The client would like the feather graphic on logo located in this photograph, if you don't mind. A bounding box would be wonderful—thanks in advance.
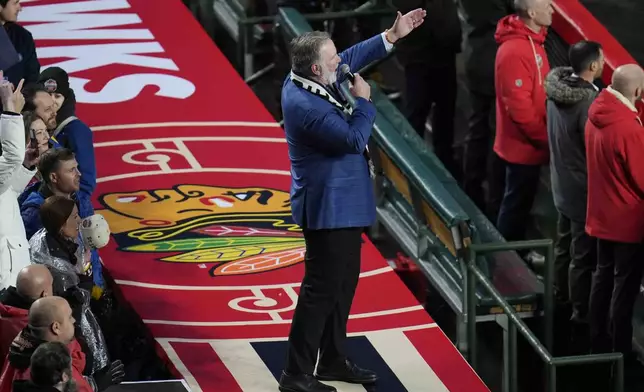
[124,225,305,275]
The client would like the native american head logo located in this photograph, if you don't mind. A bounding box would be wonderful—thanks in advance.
[96,185,304,277]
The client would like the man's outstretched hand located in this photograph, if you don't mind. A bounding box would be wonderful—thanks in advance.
[387,8,427,43]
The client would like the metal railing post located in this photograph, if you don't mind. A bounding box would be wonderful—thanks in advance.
[502,316,510,392]
[543,240,555,354]
[466,247,477,370]
[508,322,518,392]
[547,363,557,392]
[614,356,624,392]
[236,22,246,76]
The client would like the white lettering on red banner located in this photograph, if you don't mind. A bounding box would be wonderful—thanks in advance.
[21,0,196,104]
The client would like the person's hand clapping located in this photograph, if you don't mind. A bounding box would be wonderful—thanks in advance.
[349,73,371,101]
[0,72,25,113]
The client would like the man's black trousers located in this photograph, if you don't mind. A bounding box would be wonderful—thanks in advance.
[462,90,506,222]
[554,213,597,322]
[589,239,644,356]
[496,160,541,242]
[403,60,458,178]
[284,227,364,375]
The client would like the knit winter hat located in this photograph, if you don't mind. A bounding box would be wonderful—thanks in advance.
[38,66,71,98]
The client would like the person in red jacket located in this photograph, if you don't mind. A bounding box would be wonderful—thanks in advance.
[0,296,91,392]
[0,265,53,368]
[12,342,76,392]
[493,0,552,254]
[0,296,125,392]
[586,64,644,367]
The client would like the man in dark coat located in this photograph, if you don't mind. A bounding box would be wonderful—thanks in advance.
[460,0,514,219]
[545,41,602,335]
[0,0,40,88]
[393,0,462,178]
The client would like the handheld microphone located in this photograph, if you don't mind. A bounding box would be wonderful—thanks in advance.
[340,64,355,83]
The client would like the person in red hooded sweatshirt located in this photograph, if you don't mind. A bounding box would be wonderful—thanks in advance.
[586,64,644,372]
[0,296,125,392]
[0,296,92,392]
[0,297,86,391]
[0,265,53,368]
[493,0,553,261]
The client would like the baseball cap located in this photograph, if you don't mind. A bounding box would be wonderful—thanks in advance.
[80,214,111,249]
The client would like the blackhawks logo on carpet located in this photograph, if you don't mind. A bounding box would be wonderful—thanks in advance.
[96,185,304,276]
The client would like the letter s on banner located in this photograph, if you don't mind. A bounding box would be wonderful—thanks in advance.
[71,74,196,104]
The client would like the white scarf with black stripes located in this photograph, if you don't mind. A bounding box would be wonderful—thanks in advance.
[290,72,353,115]
[290,72,375,178]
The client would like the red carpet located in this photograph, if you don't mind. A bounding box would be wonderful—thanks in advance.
[25,0,488,390]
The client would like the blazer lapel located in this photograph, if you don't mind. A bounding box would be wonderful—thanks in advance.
[290,71,374,179]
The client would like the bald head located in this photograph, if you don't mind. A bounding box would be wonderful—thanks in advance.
[16,265,54,300]
[611,64,644,102]
[514,0,537,12]
[514,0,553,27]
[28,297,75,344]
[29,297,66,328]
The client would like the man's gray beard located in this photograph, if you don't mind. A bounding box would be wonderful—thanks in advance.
[322,69,337,85]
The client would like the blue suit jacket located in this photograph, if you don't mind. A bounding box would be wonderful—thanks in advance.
[282,34,387,230]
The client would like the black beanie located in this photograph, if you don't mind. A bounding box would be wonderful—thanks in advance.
[38,66,71,98]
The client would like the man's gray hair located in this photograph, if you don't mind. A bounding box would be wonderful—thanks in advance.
[290,31,331,77]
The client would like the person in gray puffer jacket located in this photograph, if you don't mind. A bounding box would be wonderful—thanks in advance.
[545,40,603,335]
[28,196,111,377]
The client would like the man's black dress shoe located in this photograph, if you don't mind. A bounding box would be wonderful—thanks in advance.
[315,359,378,384]
[278,372,337,392]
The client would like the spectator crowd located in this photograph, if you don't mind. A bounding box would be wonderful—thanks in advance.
[390,0,644,386]
[0,0,134,390]
[433,0,643,387]
[461,1,644,387]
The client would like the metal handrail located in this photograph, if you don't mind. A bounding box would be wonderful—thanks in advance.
[244,62,275,85]
[239,7,395,25]
[236,1,395,77]
[466,241,624,392]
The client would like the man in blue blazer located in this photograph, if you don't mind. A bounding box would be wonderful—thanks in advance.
[280,9,426,392]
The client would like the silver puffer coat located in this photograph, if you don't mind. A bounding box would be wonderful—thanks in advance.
[28,228,110,374]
